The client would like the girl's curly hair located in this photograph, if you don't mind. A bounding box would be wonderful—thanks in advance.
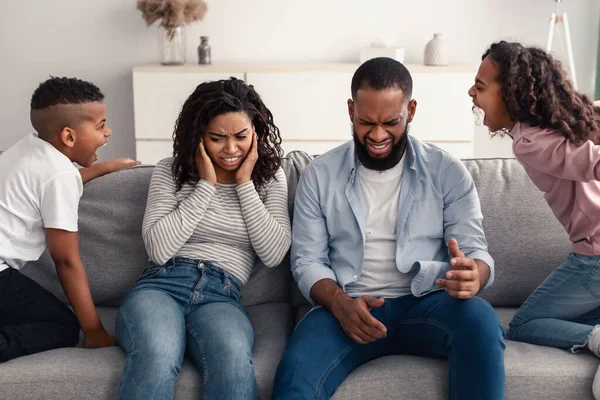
[483,41,600,144]
[171,77,283,191]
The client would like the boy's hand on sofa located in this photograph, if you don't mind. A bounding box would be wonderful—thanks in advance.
[79,158,141,184]
[83,328,116,349]
[105,158,141,173]
[436,238,480,299]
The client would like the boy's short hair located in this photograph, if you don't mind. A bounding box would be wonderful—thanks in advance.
[30,77,105,140]
[30,77,104,110]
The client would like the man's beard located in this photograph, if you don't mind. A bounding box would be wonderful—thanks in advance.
[352,124,409,171]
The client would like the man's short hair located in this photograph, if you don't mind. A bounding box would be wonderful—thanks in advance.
[351,57,413,100]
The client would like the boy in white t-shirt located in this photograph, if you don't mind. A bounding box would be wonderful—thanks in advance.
[0,77,140,362]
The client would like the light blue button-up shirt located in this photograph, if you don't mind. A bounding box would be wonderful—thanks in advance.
[291,137,495,304]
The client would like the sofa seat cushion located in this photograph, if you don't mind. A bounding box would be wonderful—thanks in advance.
[0,303,293,400]
[328,344,597,400]
[294,306,598,399]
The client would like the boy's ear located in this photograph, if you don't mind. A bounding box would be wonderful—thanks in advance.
[59,127,76,148]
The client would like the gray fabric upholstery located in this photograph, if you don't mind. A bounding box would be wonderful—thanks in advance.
[463,158,572,306]
[280,151,313,219]
[21,166,155,307]
[21,164,297,308]
[328,343,597,400]
[2,151,595,399]
[294,306,597,400]
[287,156,574,308]
[280,151,317,309]
[0,303,292,400]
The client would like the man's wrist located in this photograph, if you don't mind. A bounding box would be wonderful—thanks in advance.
[474,259,490,291]
[329,288,351,316]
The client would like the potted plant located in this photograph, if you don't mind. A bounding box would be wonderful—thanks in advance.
[137,0,208,65]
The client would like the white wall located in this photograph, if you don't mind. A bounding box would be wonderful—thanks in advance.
[1,0,598,160]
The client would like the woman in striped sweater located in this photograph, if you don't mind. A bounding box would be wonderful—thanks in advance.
[115,77,291,400]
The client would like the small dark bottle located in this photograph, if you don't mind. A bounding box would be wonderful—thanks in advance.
[198,36,211,65]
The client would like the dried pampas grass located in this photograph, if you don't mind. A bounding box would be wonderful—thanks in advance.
[137,0,208,38]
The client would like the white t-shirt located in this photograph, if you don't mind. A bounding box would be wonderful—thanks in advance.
[345,156,415,298]
[0,133,83,272]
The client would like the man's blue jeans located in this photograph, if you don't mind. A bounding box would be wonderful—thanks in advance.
[115,258,257,400]
[273,291,505,400]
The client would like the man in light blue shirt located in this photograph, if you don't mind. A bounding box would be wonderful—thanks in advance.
[273,58,505,400]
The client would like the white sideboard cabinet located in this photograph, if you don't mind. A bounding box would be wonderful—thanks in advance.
[133,63,477,164]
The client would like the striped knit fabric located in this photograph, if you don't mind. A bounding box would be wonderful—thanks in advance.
[142,157,291,284]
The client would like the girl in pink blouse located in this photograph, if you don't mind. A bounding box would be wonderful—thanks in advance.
[469,40,600,398]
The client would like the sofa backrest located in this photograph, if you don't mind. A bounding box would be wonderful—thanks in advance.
[465,158,571,306]
[21,152,570,309]
[22,166,155,307]
[287,155,572,308]
[21,153,312,308]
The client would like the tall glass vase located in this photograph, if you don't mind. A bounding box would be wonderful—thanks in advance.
[158,24,186,65]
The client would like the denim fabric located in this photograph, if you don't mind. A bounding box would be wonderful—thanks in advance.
[508,252,600,351]
[273,291,505,400]
[115,258,257,400]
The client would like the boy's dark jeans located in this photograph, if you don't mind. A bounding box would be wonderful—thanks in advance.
[0,267,79,362]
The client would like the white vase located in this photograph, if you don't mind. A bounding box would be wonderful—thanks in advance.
[424,33,448,66]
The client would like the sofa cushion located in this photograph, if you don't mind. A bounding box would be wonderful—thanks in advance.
[20,154,314,308]
[329,342,597,400]
[294,305,596,400]
[20,154,573,309]
[463,158,572,306]
[0,302,293,400]
[280,151,313,219]
[288,156,573,308]
[22,166,154,307]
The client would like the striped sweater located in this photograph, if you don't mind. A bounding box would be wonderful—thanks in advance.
[142,158,292,284]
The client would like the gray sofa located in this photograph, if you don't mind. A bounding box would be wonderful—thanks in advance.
[1,151,597,400]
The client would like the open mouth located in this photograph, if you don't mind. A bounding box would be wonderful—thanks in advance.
[93,142,108,161]
[366,141,391,155]
[472,104,487,127]
[220,156,242,166]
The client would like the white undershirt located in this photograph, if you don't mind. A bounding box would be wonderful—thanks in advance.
[345,156,414,298]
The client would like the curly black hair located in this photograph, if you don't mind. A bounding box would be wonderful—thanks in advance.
[171,77,283,191]
[30,76,104,110]
[483,41,600,144]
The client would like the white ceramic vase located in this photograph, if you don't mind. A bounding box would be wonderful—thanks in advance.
[424,33,448,66]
